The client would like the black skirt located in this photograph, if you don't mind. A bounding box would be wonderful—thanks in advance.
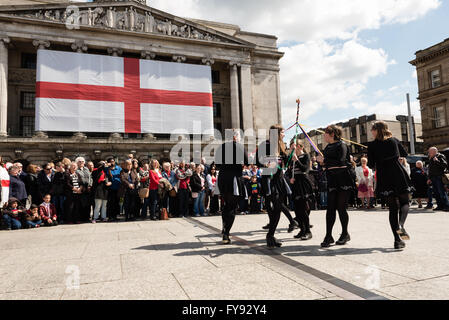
[376,159,412,197]
[326,168,355,193]
[260,170,292,197]
[291,174,314,200]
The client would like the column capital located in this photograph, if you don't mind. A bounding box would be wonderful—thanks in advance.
[201,57,215,66]
[229,61,241,68]
[172,55,187,63]
[32,40,50,50]
[71,40,88,53]
[141,50,156,60]
[107,47,123,57]
[0,36,10,45]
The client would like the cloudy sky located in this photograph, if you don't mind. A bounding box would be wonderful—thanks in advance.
[143,0,449,134]
[81,0,447,133]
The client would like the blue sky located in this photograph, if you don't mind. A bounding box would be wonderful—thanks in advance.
[78,0,447,136]
[303,1,449,130]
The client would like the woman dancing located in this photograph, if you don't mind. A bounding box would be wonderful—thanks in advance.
[317,125,354,248]
[368,121,412,250]
[288,139,314,240]
[257,124,293,248]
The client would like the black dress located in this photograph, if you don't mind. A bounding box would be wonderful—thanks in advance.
[288,153,314,200]
[215,141,248,197]
[410,167,428,198]
[367,138,412,197]
[323,141,355,193]
[256,140,292,197]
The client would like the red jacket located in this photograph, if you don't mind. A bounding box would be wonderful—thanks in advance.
[149,170,162,191]
[39,203,57,221]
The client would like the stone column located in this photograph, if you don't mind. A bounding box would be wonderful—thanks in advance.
[0,36,10,137]
[229,62,241,130]
[32,40,50,139]
[240,63,253,130]
[108,48,123,139]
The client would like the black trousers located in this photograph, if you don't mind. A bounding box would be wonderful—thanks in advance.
[266,193,286,237]
[222,192,240,236]
[387,193,410,242]
[107,189,120,220]
[64,194,80,223]
[210,195,220,214]
[177,189,189,217]
[294,198,311,233]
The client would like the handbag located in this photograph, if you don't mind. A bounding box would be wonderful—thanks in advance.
[160,208,169,221]
[138,187,149,199]
[169,189,177,198]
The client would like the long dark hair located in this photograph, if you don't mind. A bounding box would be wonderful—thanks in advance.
[270,124,286,156]
[372,121,392,141]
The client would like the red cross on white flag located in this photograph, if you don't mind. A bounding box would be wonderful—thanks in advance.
[36,50,214,134]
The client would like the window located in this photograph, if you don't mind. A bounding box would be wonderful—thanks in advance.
[213,102,221,118]
[430,69,441,88]
[360,124,367,136]
[351,126,357,139]
[21,116,35,137]
[434,105,446,128]
[401,122,408,136]
[212,70,220,84]
[21,53,37,69]
[21,92,35,109]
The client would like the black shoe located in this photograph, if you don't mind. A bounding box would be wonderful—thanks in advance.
[262,224,270,230]
[336,234,351,246]
[425,205,433,210]
[397,228,410,241]
[394,240,406,250]
[294,230,305,239]
[301,232,313,241]
[288,220,299,233]
[266,236,282,248]
[321,236,335,248]
[222,234,231,245]
[433,207,444,211]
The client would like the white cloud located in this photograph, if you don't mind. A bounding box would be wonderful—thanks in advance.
[149,0,440,43]
[148,0,438,128]
[279,39,395,123]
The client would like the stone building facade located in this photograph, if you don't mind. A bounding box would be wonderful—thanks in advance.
[410,38,449,151]
[297,114,423,157]
[0,0,283,165]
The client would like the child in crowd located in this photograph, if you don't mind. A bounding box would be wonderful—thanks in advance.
[39,194,58,226]
[248,175,262,214]
[25,204,42,229]
[2,197,25,230]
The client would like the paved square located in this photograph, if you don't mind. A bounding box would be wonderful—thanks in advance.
[1,207,448,300]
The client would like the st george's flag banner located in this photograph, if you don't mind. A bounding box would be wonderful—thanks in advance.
[35,50,214,134]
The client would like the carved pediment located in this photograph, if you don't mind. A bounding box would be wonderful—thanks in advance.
[0,0,250,46]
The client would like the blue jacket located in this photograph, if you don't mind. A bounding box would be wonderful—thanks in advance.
[9,175,28,201]
[106,166,122,191]
[162,170,177,187]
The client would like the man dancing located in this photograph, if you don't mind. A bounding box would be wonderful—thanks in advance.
[215,129,249,245]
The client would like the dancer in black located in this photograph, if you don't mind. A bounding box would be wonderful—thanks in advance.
[257,124,293,248]
[368,121,412,250]
[288,140,314,240]
[215,129,249,245]
[317,125,354,248]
